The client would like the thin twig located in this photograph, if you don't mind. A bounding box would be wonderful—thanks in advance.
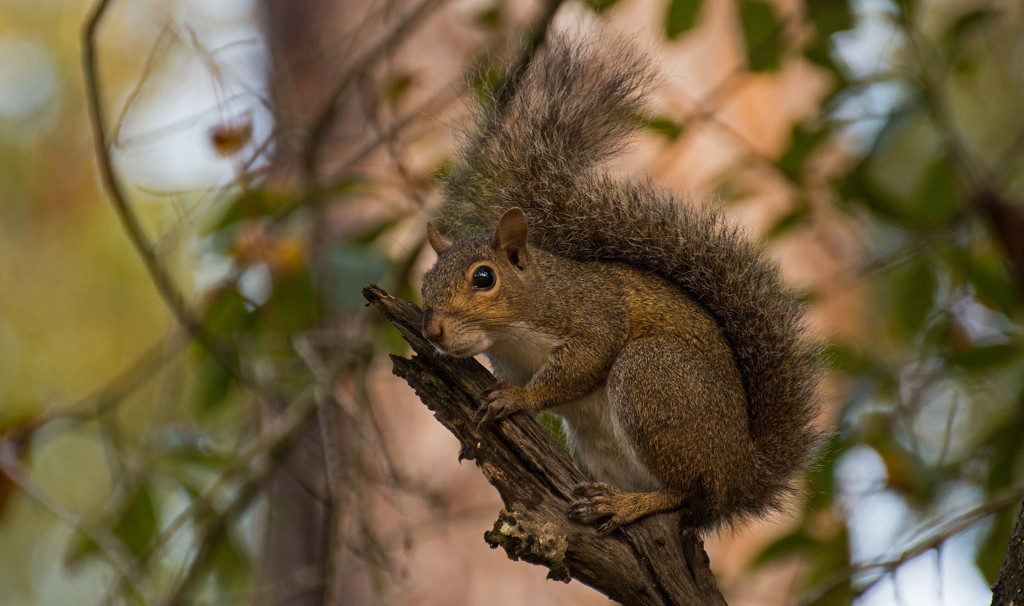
[352,355,395,605]
[82,0,249,385]
[802,485,1024,606]
[301,0,449,183]
[319,82,459,193]
[156,389,320,606]
[0,439,158,603]
[293,335,350,606]
[110,25,174,147]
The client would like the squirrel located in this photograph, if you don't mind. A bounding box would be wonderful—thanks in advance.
[419,34,824,534]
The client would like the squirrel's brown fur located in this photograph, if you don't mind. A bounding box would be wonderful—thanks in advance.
[421,34,825,532]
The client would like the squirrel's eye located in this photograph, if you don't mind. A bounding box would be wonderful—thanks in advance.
[471,266,496,290]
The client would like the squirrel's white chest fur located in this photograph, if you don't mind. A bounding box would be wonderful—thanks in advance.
[484,322,662,493]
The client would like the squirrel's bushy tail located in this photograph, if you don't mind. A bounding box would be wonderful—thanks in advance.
[441,33,825,525]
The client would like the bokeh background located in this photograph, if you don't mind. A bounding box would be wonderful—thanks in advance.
[1,0,1023,604]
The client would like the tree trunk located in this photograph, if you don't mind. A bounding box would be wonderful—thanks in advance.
[258,1,354,603]
[992,497,1024,606]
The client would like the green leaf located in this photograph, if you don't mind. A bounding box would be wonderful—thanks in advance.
[665,0,703,40]
[839,160,907,224]
[977,505,1018,583]
[766,201,811,239]
[645,116,684,141]
[966,255,1021,314]
[352,216,404,247]
[326,246,391,314]
[537,412,568,451]
[313,176,364,201]
[840,111,966,230]
[908,157,962,228]
[383,73,414,108]
[920,312,950,350]
[210,532,249,594]
[196,351,234,415]
[266,269,320,332]
[893,0,915,19]
[889,257,936,335]
[777,124,827,181]
[586,0,622,11]
[981,400,1024,494]
[804,36,842,81]
[113,485,158,557]
[753,529,813,567]
[65,535,99,569]
[806,434,844,509]
[806,0,852,39]
[953,342,1022,370]
[738,0,783,71]
[203,286,256,338]
[805,528,853,605]
[476,6,502,29]
[821,342,864,372]
[204,189,290,236]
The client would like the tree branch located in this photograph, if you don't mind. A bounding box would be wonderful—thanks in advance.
[803,485,1024,606]
[362,284,725,606]
[82,0,252,386]
[992,496,1024,606]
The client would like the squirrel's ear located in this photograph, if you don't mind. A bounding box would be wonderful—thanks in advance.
[492,208,529,271]
[426,222,451,255]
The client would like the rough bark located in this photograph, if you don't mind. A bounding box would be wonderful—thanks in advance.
[363,284,726,606]
[992,497,1024,606]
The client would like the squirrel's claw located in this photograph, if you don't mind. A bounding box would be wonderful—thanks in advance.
[569,482,625,535]
[475,404,507,427]
[476,381,527,428]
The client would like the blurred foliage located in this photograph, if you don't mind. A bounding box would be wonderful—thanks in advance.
[0,0,1023,605]
[739,0,1024,603]
[665,0,703,39]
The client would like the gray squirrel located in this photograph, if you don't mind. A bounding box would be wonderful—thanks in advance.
[419,34,824,533]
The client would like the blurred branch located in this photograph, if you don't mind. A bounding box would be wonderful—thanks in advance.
[324,82,458,194]
[0,439,157,603]
[803,485,1024,606]
[3,329,185,442]
[363,285,725,606]
[295,328,401,603]
[900,16,1024,292]
[352,351,399,603]
[110,25,174,148]
[293,336,349,605]
[82,0,250,384]
[154,389,319,606]
[301,0,449,183]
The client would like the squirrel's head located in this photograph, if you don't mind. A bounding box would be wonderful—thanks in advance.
[420,208,534,357]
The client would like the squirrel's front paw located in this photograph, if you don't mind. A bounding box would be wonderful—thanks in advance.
[477,381,529,427]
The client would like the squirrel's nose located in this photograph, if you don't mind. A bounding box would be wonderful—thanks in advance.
[422,311,444,343]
